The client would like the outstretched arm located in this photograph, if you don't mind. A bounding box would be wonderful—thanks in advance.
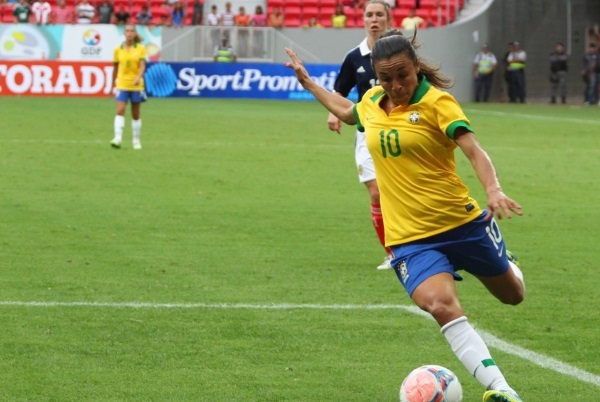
[284,48,356,126]
[455,128,522,221]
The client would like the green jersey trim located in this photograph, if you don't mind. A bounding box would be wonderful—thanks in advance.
[447,121,473,140]
[353,105,364,132]
[409,76,431,104]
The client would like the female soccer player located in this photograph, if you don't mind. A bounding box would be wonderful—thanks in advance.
[285,30,526,402]
[111,24,147,150]
[327,0,393,270]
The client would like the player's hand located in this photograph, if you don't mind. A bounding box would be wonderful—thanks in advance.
[284,48,311,86]
[327,112,342,134]
[485,188,523,220]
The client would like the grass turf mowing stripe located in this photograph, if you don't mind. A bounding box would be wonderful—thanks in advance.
[1,300,599,388]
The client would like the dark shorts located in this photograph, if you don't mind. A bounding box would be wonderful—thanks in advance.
[115,89,147,103]
[390,211,509,296]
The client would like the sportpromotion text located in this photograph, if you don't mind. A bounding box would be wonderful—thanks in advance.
[0,61,354,100]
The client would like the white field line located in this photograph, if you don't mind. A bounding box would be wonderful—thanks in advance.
[463,108,600,126]
[1,300,599,388]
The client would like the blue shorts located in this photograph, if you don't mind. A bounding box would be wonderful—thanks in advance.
[390,211,509,296]
[115,89,147,103]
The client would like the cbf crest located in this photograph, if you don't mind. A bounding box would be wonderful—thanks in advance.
[398,260,409,283]
[408,111,420,124]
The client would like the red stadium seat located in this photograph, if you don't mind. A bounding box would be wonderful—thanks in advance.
[320,16,332,27]
[419,0,439,9]
[397,0,416,9]
[320,5,335,18]
[345,7,362,20]
[345,17,359,28]
[392,7,409,24]
[302,6,319,20]
[285,16,302,27]
[302,0,319,7]
[285,6,301,19]
[267,0,283,9]
[320,0,337,8]
[283,0,301,8]
[415,8,430,18]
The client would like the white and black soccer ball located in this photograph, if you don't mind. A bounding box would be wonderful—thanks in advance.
[399,365,463,402]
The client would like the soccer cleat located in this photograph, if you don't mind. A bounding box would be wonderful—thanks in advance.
[483,389,523,402]
[132,140,142,150]
[506,250,520,268]
[110,139,121,149]
[376,254,392,270]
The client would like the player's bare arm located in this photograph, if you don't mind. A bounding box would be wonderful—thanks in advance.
[327,92,345,134]
[284,48,356,125]
[455,129,522,221]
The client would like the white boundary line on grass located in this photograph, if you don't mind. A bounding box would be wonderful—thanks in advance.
[463,108,600,126]
[1,300,599,388]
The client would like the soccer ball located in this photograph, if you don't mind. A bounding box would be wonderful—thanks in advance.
[399,365,463,402]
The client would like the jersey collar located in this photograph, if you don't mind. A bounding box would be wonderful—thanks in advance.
[409,75,430,105]
[359,38,371,57]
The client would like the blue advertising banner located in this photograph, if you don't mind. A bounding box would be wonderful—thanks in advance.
[144,62,358,101]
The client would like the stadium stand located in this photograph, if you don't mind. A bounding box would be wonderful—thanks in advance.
[262,0,464,28]
[0,0,464,27]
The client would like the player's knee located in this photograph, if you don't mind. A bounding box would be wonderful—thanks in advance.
[419,300,461,324]
[501,288,524,306]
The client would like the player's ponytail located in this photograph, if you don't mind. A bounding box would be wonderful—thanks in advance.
[372,29,453,89]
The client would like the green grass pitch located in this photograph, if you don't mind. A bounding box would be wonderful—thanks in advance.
[0,97,598,401]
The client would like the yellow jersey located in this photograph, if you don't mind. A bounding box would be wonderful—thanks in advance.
[113,43,147,91]
[354,78,482,246]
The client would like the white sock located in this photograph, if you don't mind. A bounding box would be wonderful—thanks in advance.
[114,115,125,142]
[509,260,525,292]
[132,119,141,142]
[441,316,510,390]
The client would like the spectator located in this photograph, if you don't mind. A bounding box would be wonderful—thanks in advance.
[506,41,527,103]
[207,5,222,51]
[331,4,347,28]
[32,0,51,24]
[473,43,497,102]
[13,0,31,23]
[549,42,568,104]
[304,17,321,28]
[136,5,152,26]
[250,5,267,57]
[250,4,266,27]
[214,36,236,62]
[157,0,172,25]
[268,6,284,28]
[400,8,424,31]
[221,1,234,27]
[171,1,185,27]
[51,0,74,24]
[234,6,250,57]
[191,0,203,25]
[96,0,113,24]
[221,1,235,39]
[582,42,599,105]
[75,0,95,24]
[113,5,130,25]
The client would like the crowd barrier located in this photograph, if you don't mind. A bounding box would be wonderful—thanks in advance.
[0,60,356,101]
